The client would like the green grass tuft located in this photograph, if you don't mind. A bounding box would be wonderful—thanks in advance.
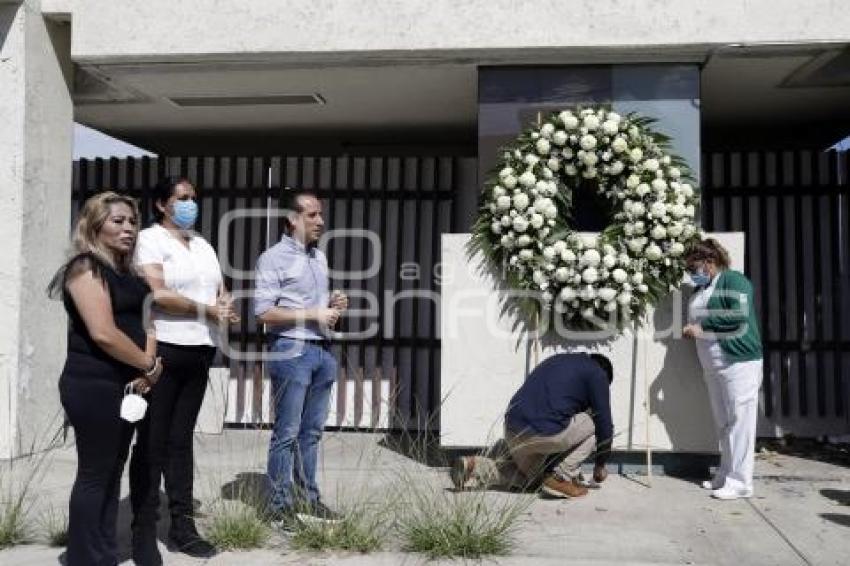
[204,500,270,551]
[37,505,69,547]
[289,505,387,553]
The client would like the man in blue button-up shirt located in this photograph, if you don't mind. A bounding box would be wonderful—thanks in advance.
[254,189,347,524]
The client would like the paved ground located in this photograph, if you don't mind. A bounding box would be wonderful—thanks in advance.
[1,430,848,565]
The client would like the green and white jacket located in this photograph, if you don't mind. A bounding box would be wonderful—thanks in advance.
[699,269,763,362]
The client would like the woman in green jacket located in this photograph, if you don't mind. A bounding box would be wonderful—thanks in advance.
[683,238,763,500]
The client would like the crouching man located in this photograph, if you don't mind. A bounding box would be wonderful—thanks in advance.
[451,353,613,498]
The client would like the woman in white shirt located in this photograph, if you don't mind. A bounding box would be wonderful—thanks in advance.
[131,176,237,563]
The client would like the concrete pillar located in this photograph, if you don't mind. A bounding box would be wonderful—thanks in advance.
[0,1,73,459]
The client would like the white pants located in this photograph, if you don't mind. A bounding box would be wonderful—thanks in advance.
[703,359,763,491]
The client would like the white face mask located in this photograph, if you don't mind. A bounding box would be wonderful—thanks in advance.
[120,383,148,423]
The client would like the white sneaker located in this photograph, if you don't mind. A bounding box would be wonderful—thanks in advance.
[711,486,753,500]
[701,479,723,490]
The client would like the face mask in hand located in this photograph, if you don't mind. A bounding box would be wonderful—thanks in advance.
[690,270,711,287]
[172,200,198,230]
[120,383,148,423]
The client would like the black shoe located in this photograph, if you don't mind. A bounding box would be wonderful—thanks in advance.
[296,500,343,525]
[167,519,217,559]
[132,526,162,566]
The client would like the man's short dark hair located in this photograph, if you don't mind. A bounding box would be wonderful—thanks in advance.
[589,353,613,384]
[279,188,319,232]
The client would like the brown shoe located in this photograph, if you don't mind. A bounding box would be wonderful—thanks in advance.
[540,474,589,498]
[450,456,475,490]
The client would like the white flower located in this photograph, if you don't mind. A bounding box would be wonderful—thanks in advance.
[542,291,553,303]
[581,307,596,319]
[553,130,568,146]
[554,267,569,282]
[631,272,644,284]
[637,283,649,293]
[559,287,577,301]
[602,120,619,135]
[669,242,685,256]
[501,234,514,247]
[552,240,567,253]
[583,115,600,131]
[496,195,512,210]
[500,215,512,227]
[534,180,550,195]
[512,216,529,233]
[562,148,574,159]
[626,175,640,189]
[531,197,548,213]
[612,268,628,283]
[681,183,694,198]
[541,168,553,180]
[634,183,649,197]
[582,267,599,284]
[517,234,532,247]
[633,221,646,233]
[617,291,632,305]
[503,175,518,189]
[682,224,696,238]
[536,139,551,155]
[539,123,555,138]
[581,249,602,267]
[580,134,597,151]
[547,158,561,171]
[643,158,659,172]
[669,203,686,218]
[582,168,598,179]
[650,225,667,240]
[559,111,577,128]
[609,161,625,175]
[650,202,667,217]
[630,202,646,216]
[580,286,597,301]
[645,244,662,261]
[524,154,540,166]
[612,138,628,155]
[491,221,502,234]
[531,132,540,140]
[667,223,684,237]
[652,179,668,192]
[519,249,533,260]
[618,253,631,266]
[512,193,530,211]
[607,112,622,123]
[499,167,514,179]
[561,249,577,262]
[627,238,645,253]
[629,148,643,162]
[492,186,506,198]
[668,167,681,179]
[565,165,578,176]
[509,255,518,265]
[581,235,597,249]
[532,270,546,285]
[598,287,617,302]
[544,205,558,219]
[518,171,536,188]
[582,152,599,166]
[684,204,695,218]
[604,301,618,313]
[530,214,545,229]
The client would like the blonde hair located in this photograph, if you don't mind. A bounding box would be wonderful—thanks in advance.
[71,191,140,271]
[685,237,731,270]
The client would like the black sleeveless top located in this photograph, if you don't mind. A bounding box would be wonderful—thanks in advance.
[54,253,150,383]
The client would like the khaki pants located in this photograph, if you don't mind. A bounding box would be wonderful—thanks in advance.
[471,412,596,490]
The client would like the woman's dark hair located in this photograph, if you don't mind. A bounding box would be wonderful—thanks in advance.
[684,238,731,270]
[152,176,193,222]
[589,353,614,384]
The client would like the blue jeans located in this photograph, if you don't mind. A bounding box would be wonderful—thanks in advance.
[267,338,338,512]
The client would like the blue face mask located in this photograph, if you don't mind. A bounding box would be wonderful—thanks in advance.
[172,200,198,230]
[690,269,711,287]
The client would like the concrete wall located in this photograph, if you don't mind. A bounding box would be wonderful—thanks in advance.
[0,1,73,458]
[66,0,849,61]
[440,232,749,452]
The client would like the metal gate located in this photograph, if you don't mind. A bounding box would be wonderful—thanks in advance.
[71,155,475,432]
[702,149,850,437]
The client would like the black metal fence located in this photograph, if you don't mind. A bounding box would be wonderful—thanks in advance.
[72,155,474,431]
[702,149,850,435]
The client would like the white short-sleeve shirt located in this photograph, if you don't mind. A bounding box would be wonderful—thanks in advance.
[135,224,223,346]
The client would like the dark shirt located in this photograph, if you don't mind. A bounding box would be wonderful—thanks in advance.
[505,353,613,449]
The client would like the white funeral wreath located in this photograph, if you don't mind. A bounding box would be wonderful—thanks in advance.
[470,106,701,332]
